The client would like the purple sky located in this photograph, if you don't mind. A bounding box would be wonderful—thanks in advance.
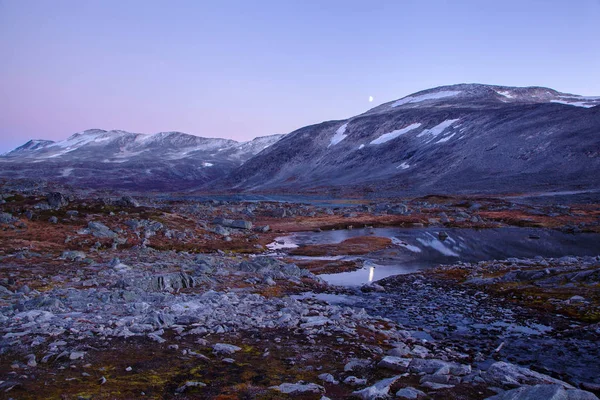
[1,0,599,153]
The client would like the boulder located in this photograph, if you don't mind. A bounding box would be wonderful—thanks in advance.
[378,356,412,372]
[408,358,471,376]
[483,361,574,389]
[485,384,598,400]
[213,218,252,230]
[213,343,242,355]
[46,192,69,208]
[270,382,325,394]
[0,212,17,224]
[396,387,427,399]
[352,375,402,399]
[115,196,139,207]
[88,221,117,238]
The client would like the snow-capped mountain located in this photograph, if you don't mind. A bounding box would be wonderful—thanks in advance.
[0,130,284,190]
[217,84,600,195]
[3,83,599,195]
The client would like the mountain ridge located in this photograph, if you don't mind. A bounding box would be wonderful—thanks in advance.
[2,83,599,195]
[215,83,600,196]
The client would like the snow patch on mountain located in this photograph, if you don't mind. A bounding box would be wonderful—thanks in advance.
[370,123,422,145]
[329,123,349,147]
[495,90,515,99]
[391,91,461,107]
[436,132,457,143]
[550,97,600,108]
[397,162,410,169]
[417,119,460,140]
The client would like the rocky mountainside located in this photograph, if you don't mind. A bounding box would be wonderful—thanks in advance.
[218,84,600,196]
[0,130,284,191]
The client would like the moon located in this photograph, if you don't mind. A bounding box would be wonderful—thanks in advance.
[369,96,374,102]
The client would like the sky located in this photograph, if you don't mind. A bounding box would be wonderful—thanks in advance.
[1,0,599,153]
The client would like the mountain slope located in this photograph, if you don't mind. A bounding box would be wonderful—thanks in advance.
[218,84,600,195]
[0,130,284,191]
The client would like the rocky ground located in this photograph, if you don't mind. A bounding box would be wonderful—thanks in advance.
[1,181,599,399]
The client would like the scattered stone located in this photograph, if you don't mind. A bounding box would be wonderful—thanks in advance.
[421,382,455,390]
[352,375,402,399]
[69,351,85,360]
[0,212,17,224]
[344,358,372,372]
[409,358,471,376]
[212,343,242,355]
[175,381,206,393]
[485,384,599,400]
[270,382,325,394]
[87,221,117,238]
[25,354,37,367]
[396,387,427,399]
[46,192,69,208]
[344,376,368,386]
[483,361,574,389]
[61,251,86,261]
[212,218,253,230]
[318,373,339,384]
[378,356,411,372]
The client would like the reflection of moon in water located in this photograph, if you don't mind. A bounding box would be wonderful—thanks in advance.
[369,96,374,102]
[368,266,374,282]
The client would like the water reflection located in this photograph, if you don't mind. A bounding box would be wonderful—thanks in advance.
[276,227,600,286]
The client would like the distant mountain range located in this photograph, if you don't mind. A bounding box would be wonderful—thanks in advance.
[2,83,599,195]
[0,130,284,190]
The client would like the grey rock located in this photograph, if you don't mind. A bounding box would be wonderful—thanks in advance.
[175,381,206,393]
[344,358,372,372]
[69,351,85,360]
[61,250,86,260]
[344,376,368,386]
[485,384,599,400]
[213,217,253,230]
[378,356,412,372]
[148,272,195,292]
[483,361,574,389]
[270,382,325,394]
[408,358,471,376]
[396,387,427,399]
[318,373,339,384]
[352,375,402,399]
[115,196,139,207]
[88,221,117,238]
[421,382,455,390]
[46,192,68,208]
[0,212,17,224]
[387,343,411,357]
[213,343,241,355]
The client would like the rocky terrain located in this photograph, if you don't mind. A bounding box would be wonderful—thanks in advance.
[1,182,599,399]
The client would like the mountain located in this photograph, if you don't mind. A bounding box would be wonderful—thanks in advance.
[0,130,284,191]
[3,84,599,196]
[217,84,600,196]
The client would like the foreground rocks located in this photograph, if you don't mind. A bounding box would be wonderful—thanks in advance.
[1,185,599,398]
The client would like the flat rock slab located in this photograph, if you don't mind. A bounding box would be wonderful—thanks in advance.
[485,384,599,400]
